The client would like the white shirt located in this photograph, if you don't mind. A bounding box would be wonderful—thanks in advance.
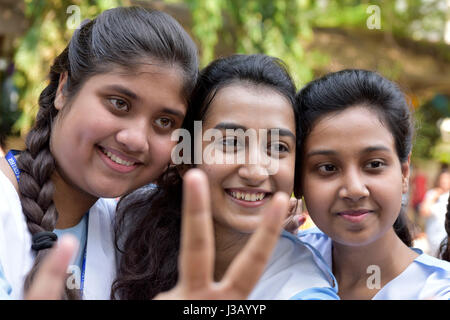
[298,227,450,300]
[423,190,449,256]
[248,230,339,300]
[0,169,117,299]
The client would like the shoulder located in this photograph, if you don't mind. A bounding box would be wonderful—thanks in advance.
[414,253,450,279]
[247,230,338,300]
[0,157,18,192]
[297,227,332,251]
[0,163,33,299]
[412,253,450,299]
[0,165,21,218]
[393,253,450,300]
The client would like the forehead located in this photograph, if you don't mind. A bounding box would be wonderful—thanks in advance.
[305,106,396,153]
[203,84,295,131]
[82,63,186,109]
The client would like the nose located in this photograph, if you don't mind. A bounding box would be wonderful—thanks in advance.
[338,167,369,201]
[237,143,270,186]
[238,164,269,186]
[115,120,150,154]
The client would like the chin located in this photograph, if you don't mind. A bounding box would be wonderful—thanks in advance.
[88,182,130,199]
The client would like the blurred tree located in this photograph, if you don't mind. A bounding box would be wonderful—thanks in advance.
[185,0,449,86]
[12,0,122,136]
[183,0,449,161]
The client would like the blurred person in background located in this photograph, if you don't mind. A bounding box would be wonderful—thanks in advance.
[410,163,428,229]
[420,167,450,257]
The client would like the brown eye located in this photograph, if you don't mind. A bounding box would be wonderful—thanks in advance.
[155,117,174,129]
[318,164,337,174]
[109,98,129,112]
[366,160,385,169]
[268,143,289,155]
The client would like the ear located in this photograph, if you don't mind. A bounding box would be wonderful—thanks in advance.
[54,72,68,111]
[401,153,411,194]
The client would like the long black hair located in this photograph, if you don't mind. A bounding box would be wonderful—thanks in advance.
[296,69,415,246]
[439,192,450,261]
[111,54,299,299]
[17,6,198,299]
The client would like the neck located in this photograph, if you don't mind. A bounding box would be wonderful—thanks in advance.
[52,170,98,229]
[332,229,418,300]
[213,222,250,282]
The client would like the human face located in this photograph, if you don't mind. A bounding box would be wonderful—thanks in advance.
[50,64,186,198]
[301,106,410,246]
[438,172,450,192]
[197,84,296,234]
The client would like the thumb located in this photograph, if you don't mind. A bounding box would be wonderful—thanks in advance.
[25,235,79,300]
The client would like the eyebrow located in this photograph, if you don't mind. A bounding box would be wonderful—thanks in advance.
[214,122,247,131]
[214,122,295,139]
[306,145,392,158]
[103,85,139,101]
[161,108,185,119]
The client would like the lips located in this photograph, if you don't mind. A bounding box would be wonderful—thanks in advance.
[336,209,373,223]
[96,145,141,174]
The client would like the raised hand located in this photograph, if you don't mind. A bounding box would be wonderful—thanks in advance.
[155,169,289,300]
[25,235,78,300]
[283,198,306,234]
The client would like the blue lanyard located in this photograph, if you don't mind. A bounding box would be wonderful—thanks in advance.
[80,244,87,295]
[80,211,89,296]
[5,150,21,183]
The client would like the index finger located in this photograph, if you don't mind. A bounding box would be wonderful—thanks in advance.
[222,192,289,297]
[178,169,214,291]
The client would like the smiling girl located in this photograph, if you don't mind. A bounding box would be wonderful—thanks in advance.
[112,54,338,300]
[0,6,198,299]
[296,69,450,299]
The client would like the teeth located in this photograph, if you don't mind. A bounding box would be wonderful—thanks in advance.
[230,191,266,202]
[102,149,135,166]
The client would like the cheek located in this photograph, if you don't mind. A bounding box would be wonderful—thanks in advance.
[301,175,333,220]
[151,136,179,165]
[275,162,295,194]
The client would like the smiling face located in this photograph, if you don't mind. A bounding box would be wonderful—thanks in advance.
[50,63,186,198]
[301,106,410,246]
[197,83,296,235]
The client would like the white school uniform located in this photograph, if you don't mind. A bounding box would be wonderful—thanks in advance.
[298,227,450,300]
[0,169,117,299]
[248,230,339,300]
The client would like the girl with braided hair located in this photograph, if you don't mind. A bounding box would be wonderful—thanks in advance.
[0,6,198,299]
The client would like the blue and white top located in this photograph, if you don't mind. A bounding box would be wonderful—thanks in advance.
[298,227,450,300]
[248,230,339,300]
[0,155,117,299]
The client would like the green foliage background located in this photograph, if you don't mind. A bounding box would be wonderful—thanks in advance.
[12,0,122,135]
